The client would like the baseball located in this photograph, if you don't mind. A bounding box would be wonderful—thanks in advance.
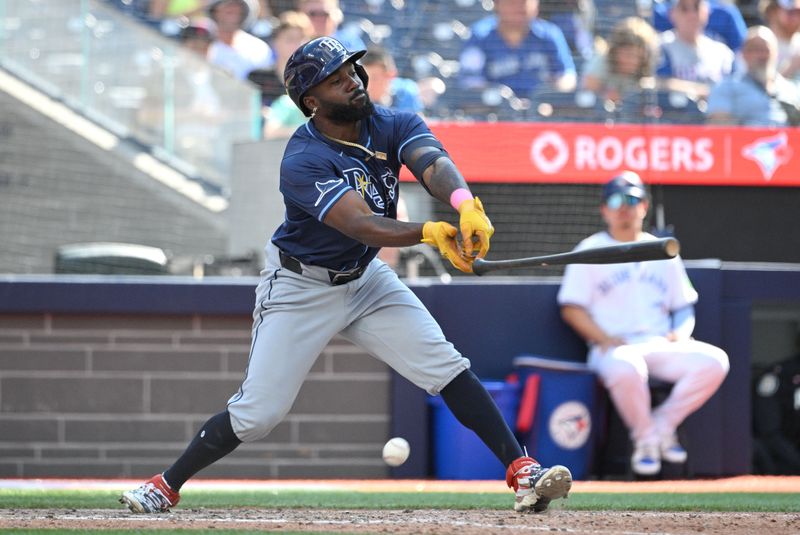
[382,437,410,467]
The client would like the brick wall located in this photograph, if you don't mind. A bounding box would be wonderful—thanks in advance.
[0,312,392,479]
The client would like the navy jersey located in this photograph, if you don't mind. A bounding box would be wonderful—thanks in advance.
[271,105,434,272]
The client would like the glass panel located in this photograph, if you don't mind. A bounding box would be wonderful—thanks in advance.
[0,0,261,192]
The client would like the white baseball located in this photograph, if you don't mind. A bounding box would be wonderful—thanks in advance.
[382,437,410,467]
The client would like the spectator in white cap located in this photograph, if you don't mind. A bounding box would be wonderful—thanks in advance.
[207,0,274,79]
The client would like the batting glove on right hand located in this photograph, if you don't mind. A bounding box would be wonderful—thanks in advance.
[422,221,473,273]
[457,197,494,259]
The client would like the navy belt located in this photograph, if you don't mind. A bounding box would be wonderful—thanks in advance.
[279,251,366,286]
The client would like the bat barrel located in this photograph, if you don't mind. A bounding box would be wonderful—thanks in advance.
[472,237,680,276]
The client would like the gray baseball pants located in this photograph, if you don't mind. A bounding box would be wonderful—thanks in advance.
[226,242,470,442]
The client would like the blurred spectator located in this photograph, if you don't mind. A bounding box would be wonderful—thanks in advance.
[296,0,366,51]
[207,0,274,79]
[582,16,660,103]
[360,47,424,113]
[179,16,219,58]
[149,0,208,19]
[247,67,286,109]
[136,18,228,171]
[707,25,800,125]
[104,0,151,21]
[248,10,314,104]
[653,0,747,51]
[538,0,597,66]
[656,0,735,98]
[759,0,800,80]
[458,0,577,97]
[262,11,316,138]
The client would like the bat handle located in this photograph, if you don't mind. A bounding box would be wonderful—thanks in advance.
[472,258,489,276]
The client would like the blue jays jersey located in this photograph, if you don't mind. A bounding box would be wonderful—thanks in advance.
[271,105,433,272]
[459,18,575,97]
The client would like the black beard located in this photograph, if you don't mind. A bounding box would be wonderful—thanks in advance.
[322,93,375,124]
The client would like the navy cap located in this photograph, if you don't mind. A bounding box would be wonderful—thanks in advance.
[602,171,647,201]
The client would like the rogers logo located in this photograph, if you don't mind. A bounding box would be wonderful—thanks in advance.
[530,131,569,174]
[530,131,715,174]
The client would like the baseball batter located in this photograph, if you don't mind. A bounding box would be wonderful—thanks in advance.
[558,171,730,476]
[120,37,571,514]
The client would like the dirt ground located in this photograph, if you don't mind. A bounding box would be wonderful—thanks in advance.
[1,508,798,534]
[1,476,798,534]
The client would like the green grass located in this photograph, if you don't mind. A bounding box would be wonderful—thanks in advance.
[0,488,798,512]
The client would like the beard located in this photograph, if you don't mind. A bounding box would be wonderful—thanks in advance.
[320,91,375,124]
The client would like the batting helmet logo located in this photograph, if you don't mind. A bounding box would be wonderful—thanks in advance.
[284,37,368,117]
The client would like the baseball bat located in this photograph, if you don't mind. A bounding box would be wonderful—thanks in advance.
[472,237,680,276]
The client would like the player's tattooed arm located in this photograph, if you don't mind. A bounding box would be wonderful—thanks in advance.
[323,190,426,247]
[406,145,469,207]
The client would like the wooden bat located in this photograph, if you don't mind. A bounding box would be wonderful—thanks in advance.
[472,237,680,276]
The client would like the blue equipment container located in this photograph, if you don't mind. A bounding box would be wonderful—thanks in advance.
[429,380,521,480]
[512,355,601,480]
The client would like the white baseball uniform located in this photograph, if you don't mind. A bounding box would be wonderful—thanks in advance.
[557,232,729,445]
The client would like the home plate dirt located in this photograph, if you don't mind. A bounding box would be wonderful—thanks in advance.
[0,509,798,534]
[1,477,798,534]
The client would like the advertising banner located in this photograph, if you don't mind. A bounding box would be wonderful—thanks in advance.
[400,122,800,186]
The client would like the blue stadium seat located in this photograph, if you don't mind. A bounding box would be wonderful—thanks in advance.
[529,89,615,123]
[429,84,527,122]
[616,90,706,125]
[592,0,643,39]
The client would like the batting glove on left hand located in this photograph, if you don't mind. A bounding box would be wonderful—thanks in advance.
[457,197,494,259]
[422,221,473,273]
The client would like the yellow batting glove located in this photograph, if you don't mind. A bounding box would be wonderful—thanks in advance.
[421,221,473,273]
[458,197,494,259]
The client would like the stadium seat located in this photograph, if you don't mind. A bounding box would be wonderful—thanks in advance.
[616,90,707,125]
[529,89,615,123]
[432,84,528,122]
[593,0,644,39]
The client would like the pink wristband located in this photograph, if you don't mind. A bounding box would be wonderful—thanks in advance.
[450,188,474,211]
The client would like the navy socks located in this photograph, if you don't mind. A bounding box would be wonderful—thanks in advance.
[440,369,523,467]
[163,410,242,491]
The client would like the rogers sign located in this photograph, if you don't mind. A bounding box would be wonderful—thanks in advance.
[418,122,800,186]
[531,130,714,174]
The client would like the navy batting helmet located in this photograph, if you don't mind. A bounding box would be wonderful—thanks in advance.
[284,37,368,117]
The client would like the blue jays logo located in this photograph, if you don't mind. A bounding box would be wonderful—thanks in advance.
[742,132,793,181]
[343,167,384,212]
[548,401,591,450]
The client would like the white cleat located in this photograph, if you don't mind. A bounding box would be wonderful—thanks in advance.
[507,457,572,513]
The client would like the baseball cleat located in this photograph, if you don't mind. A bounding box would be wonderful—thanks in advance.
[119,473,180,513]
[506,456,572,513]
[660,433,688,464]
[631,441,661,475]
